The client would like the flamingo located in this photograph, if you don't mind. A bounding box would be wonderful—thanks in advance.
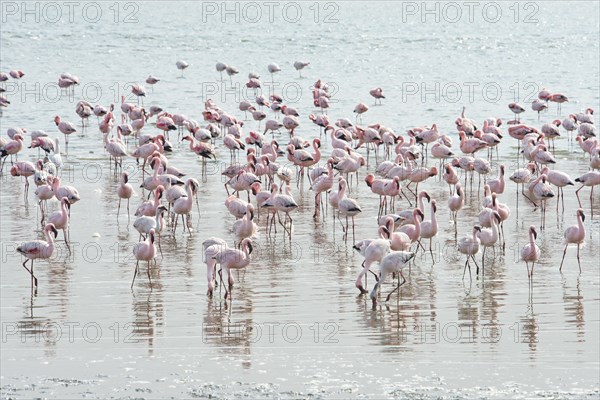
[16,223,58,288]
[266,63,281,83]
[559,209,585,272]
[487,164,505,195]
[521,226,540,279]
[50,176,80,205]
[214,238,253,299]
[334,178,361,241]
[173,179,198,234]
[131,229,157,288]
[508,103,526,122]
[117,172,135,217]
[369,87,385,105]
[574,171,600,209]
[353,102,369,122]
[540,166,574,212]
[135,185,164,217]
[310,159,334,218]
[54,116,76,151]
[547,93,568,114]
[353,237,391,294]
[9,161,35,198]
[398,208,424,250]
[47,197,70,249]
[369,251,416,306]
[176,60,189,77]
[477,211,501,274]
[261,182,298,238]
[0,134,24,171]
[232,204,258,246]
[133,205,167,256]
[420,199,438,256]
[448,182,465,223]
[458,226,481,279]
[529,174,555,229]
[203,238,228,296]
[293,61,309,78]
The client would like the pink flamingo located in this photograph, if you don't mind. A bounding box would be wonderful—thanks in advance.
[54,116,76,151]
[560,209,585,272]
[16,223,58,288]
[232,204,257,246]
[575,171,600,209]
[173,179,198,234]
[47,197,70,249]
[353,102,369,122]
[398,208,424,250]
[448,182,464,223]
[131,229,157,288]
[353,237,391,294]
[508,103,526,122]
[370,251,416,306]
[214,238,253,299]
[521,226,540,279]
[310,159,334,218]
[117,172,135,217]
[10,161,35,198]
[380,217,411,251]
[135,185,164,217]
[458,131,487,156]
[50,176,80,205]
[547,93,568,114]
[369,87,385,105]
[540,166,574,212]
[337,178,362,241]
[458,226,482,279]
[0,134,24,171]
[487,164,505,195]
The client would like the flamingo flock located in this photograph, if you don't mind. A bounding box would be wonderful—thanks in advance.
[2,64,598,310]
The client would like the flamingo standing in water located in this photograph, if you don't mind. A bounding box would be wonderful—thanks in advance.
[559,209,585,273]
[369,251,416,306]
[521,226,540,279]
[54,116,76,151]
[16,223,58,288]
[369,87,385,105]
[214,238,253,299]
[337,178,362,241]
[574,171,600,209]
[131,229,157,288]
[47,197,71,250]
[353,237,391,294]
[176,60,189,77]
[117,172,135,217]
[458,226,481,279]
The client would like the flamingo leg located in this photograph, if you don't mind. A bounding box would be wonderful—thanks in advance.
[559,244,568,271]
[385,271,406,302]
[131,261,139,288]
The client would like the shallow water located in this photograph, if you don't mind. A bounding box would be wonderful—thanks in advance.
[1,1,600,399]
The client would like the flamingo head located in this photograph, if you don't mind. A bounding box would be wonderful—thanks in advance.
[431,199,437,213]
[414,208,425,222]
[529,225,537,240]
[54,116,60,125]
[364,174,374,187]
[578,209,585,222]
[46,223,59,238]
[314,138,321,148]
